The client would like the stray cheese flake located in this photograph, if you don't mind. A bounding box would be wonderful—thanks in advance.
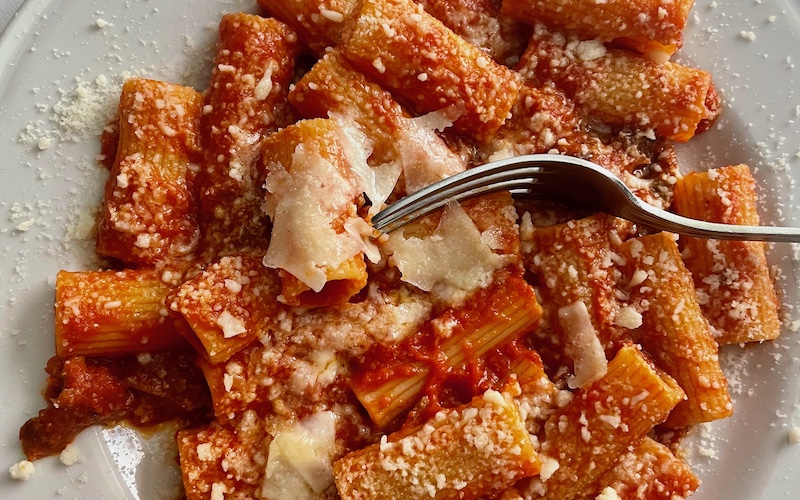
[210,482,227,500]
[59,443,83,465]
[575,39,607,61]
[538,455,560,482]
[196,442,215,462]
[596,486,622,500]
[319,9,345,23]
[254,60,277,100]
[558,301,608,389]
[385,202,504,303]
[9,460,35,481]
[614,306,643,329]
[216,310,246,338]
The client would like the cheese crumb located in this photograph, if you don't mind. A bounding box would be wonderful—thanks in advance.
[372,57,386,74]
[789,427,800,444]
[216,310,246,338]
[210,482,227,500]
[538,455,560,481]
[223,373,234,392]
[59,443,84,465]
[596,486,621,500]
[739,31,756,42]
[224,279,242,293]
[15,219,36,232]
[9,460,35,480]
[614,306,643,329]
[196,442,214,461]
[574,39,607,61]
[254,60,277,100]
[319,9,344,23]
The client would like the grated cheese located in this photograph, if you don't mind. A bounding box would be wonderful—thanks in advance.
[9,460,35,480]
[254,60,277,100]
[595,486,621,500]
[216,310,246,338]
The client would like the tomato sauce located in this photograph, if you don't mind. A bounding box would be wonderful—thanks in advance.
[20,347,212,460]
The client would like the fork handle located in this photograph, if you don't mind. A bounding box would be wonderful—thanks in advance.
[630,202,800,243]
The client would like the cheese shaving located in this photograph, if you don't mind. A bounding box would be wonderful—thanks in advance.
[385,202,504,303]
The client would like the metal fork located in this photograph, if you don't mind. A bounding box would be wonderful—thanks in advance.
[371,154,800,242]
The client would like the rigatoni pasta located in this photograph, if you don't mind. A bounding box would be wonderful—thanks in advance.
[517,24,720,142]
[620,232,732,428]
[524,214,630,360]
[417,0,528,64]
[258,118,370,307]
[673,165,781,345]
[339,0,522,143]
[96,78,203,267]
[169,253,285,364]
[501,0,693,56]
[595,437,700,499]
[518,344,685,499]
[55,269,184,357]
[351,274,542,428]
[288,50,409,165]
[197,13,299,260]
[334,387,541,500]
[255,0,356,55]
[289,50,465,194]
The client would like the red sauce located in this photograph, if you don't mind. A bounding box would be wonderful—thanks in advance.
[20,347,212,461]
[351,274,542,430]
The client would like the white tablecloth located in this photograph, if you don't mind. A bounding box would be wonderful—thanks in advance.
[0,0,26,35]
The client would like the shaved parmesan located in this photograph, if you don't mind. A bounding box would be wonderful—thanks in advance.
[385,203,503,303]
[262,411,337,500]
[333,116,400,214]
[262,140,363,292]
[558,301,608,389]
[344,217,381,264]
[394,111,466,194]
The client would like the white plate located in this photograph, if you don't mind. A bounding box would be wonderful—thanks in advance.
[0,0,798,498]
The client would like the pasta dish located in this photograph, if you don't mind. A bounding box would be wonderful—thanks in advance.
[12,0,785,499]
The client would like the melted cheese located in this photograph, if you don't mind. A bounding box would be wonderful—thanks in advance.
[385,202,503,303]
